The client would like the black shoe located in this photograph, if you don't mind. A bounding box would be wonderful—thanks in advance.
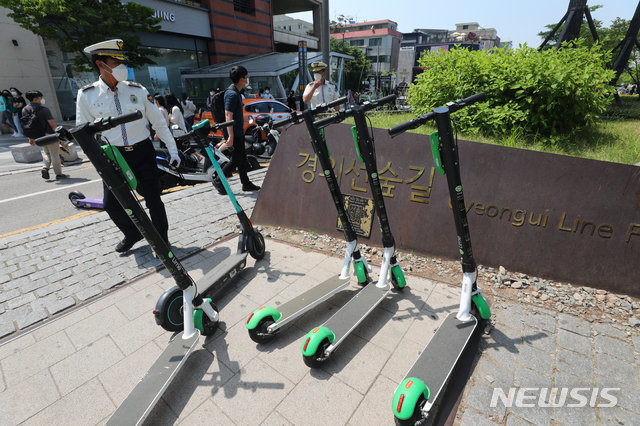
[115,236,143,253]
[41,169,50,180]
[242,183,261,192]
[56,174,69,180]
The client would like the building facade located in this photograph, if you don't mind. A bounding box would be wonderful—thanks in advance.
[330,19,402,77]
[273,14,318,51]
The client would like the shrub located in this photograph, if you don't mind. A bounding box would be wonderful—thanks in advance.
[408,41,616,137]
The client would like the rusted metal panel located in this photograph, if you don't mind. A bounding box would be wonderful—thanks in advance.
[252,122,640,297]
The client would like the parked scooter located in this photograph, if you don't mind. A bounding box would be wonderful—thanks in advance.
[244,114,279,159]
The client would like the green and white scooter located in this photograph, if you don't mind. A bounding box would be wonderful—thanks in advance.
[154,119,265,332]
[300,94,406,368]
[388,93,491,424]
[245,97,375,344]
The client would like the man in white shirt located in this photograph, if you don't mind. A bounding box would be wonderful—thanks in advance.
[302,61,340,110]
[76,39,180,253]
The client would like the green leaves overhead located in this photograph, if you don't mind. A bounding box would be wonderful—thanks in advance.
[0,0,161,71]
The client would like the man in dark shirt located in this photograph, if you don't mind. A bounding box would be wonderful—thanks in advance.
[220,65,260,192]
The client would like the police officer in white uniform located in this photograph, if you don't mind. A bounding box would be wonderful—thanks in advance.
[302,61,340,110]
[76,39,181,253]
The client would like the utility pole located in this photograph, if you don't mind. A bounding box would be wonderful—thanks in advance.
[322,0,330,66]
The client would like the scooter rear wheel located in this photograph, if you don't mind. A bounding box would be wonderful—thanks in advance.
[303,337,330,368]
[248,317,275,343]
[68,191,84,201]
[247,231,266,260]
[394,394,426,426]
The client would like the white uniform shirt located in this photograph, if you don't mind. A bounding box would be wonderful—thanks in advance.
[303,81,340,109]
[75,78,177,152]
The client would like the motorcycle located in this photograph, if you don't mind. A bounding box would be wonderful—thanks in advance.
[243,114,279,159]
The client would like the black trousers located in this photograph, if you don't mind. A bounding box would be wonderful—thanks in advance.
[103,139,169,242]
[222,134,251,185]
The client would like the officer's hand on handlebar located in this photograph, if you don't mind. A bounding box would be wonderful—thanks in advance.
[169,153,181,168]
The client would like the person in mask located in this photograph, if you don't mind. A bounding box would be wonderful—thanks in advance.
[206,88,216,113]
[218,65,260,194]
[76,39,181,253]
[262,86,274,100]
[302,61,340,110]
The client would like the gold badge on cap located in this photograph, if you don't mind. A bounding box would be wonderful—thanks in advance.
[117,40,123,50]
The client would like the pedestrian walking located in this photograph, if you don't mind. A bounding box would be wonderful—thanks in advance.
[22,90,68,180]
[165,93,188,137]
[10,87,26,137]
[220,65,260,193]
[0,89,19,135]
[180,93,196,131]
[75,39,181,253]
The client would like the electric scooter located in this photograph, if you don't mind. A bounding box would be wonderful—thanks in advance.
[36,111,220,425]
[68,190,104,209]
[245,96,375,344]
[154,118,266,332]
[299,94,406,368]
[387,93,491,424]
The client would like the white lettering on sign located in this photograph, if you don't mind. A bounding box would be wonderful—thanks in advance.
[153,10,176,22]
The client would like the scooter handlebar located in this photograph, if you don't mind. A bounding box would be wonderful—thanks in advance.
[360,94,397,112]
[91,110,143,132]
[34,134,60,147]
[388,92,486,137]
[272,96,349,129]
[211,120,234,131]
[315,94,397,128]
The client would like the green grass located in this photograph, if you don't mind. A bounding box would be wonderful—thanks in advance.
[351,97,640,165]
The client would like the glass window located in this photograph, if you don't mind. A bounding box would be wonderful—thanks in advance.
[369,38,382,46]
[350,39,364,46]
[268,101,290,113]
[234,0,254,15]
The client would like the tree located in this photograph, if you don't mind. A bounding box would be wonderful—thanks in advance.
[538,5,604,49]
[0,0,162,71]
[329,37,371,92]
[330,14,355,35]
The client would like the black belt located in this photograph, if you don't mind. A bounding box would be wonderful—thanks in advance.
[118,139,150,152]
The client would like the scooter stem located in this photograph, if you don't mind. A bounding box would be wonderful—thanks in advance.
[457,272,475,321]
[340,240,358,279]
[377,246,395,288]
[182,286,197,339]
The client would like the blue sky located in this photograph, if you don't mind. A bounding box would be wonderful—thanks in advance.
[289,0,637,47]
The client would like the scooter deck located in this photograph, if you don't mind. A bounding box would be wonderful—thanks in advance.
[272,275,351,330]
[106,330,201,426]
[404,312,477,410]
[323,282,390,350]
[197,251,247,299]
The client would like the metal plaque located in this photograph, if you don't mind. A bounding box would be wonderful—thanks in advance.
[336,194,375,238]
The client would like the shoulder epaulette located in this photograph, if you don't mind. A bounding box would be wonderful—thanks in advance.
[79,82,97,92]
[124,81,143,88]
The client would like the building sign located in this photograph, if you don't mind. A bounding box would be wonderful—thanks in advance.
[251,123,640,297]
[153,9,176,22]
[128,0,211,38]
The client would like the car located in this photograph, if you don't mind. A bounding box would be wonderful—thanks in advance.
[195,98,295,138]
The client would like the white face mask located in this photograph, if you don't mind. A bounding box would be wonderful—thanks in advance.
[210,91,214,96]
[314,73,323,81]
[265,90,269,94]
[104,63,128,82]
[40,98,46,105]
[245,77,250,86]
[10,91,17,96]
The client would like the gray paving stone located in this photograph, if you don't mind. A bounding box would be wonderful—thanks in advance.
[19,278,49,293]
[557,329,591,355]
[552,406,597,425]
[558,313,591,337]
[9,265,36,279]
[505,414,531,426]
[592,322,627,340]
[0,274,10,284]
[632,333,640,354]
[35,282,63,297]
[556,348,594,381]
[525,311,556,333]
[598,407,640,425]
[460,407,500,426]
[594,375,639,414]
[508,403,551,426]
[5,292,35,310]
[12,304,48,329]
[41,295,75,315]
[465,381,507,422]
[514,363,552,389]
[516,344,553,376]
[594,334,635,362]
[0,314,16,338]
[595,353,639,387]
[0,289,20,303]
[493,305,525,330]
[523,326,555,354]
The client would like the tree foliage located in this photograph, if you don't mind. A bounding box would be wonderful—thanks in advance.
[330,37,371,92]
[408,42,615,138]
[0,0,161,71]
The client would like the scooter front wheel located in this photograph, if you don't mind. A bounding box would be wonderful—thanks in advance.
[154,286,184,331]
[194,299,219,336]
[391,265,406,290]
[248,317,275,343]
[303,337,330,368]
[68,191,84,201]
[247,231,266,260]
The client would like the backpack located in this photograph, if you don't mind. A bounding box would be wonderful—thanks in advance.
[211,89,227,123]
[20,104,47,139]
